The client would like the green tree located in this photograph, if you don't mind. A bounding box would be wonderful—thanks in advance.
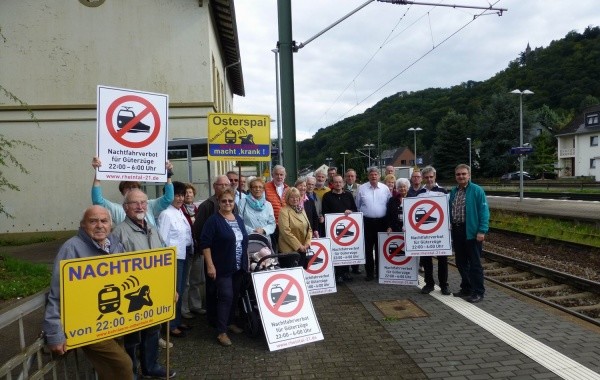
[432,111,472,179]
[525,131,557,178]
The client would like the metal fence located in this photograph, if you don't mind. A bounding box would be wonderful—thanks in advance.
[0,290,95,380]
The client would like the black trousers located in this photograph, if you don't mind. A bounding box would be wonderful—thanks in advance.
[363,217,387,277]
[421,256,448,288]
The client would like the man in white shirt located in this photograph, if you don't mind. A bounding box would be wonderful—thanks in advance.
[355,167,391,281]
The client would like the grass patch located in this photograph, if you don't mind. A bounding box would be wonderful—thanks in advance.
[0,255,51,300]
[490,210,600,247]
[0,231,75,246]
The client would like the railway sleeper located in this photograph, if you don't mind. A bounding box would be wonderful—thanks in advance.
[545,291,596,302]
[487,272,530,281]
[506,278,548,286]
[527,284,570,293]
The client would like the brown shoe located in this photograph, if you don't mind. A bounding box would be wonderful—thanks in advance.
[228,324,244,334]
[217,333,232,346]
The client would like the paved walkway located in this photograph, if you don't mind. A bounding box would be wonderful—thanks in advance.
[3,241,600,379]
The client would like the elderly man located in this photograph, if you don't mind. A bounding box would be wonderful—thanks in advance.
[322,175,358,283]
[344,168,360,197]
[385,165,395,176]
[449,164,489,303]
[91,156,174,226]
[355,167,391,281]
[327,166,337,189]
[112,190,176,379]
[43,206,133,380]
[313,169,331,201]
[226,170,246,203]
[193,175,239,327]
[417,166,450,295]
[265,165,289,252]
[407,170,423,197]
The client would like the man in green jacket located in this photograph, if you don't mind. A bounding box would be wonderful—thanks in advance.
[448,164,489,303]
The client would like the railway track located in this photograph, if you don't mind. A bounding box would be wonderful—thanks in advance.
[481,250,600,327]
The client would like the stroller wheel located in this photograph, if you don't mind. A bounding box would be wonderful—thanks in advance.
[245,309,261,338]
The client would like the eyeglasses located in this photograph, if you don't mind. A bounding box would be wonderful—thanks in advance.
[228,179,239,183]
[126,200,148,207]
[220,199,234,204]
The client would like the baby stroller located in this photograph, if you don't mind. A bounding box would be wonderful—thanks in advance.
[239,233,300,337]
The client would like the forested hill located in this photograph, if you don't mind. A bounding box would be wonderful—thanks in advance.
[297,26,600,180]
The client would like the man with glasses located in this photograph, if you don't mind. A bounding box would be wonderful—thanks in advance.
[112,189,176,379]
[226,171,246,203]
[407,170,423,197]
[192,175,239,327]
[449,164,489,303]
[416,166,450,295]
[90,156,174,226]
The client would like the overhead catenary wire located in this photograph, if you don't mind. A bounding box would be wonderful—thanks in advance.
[308,0,504,133]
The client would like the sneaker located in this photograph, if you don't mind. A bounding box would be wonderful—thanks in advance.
[142,366,176,379]
[217,333,232,346]
[468,294,484,303]
[191,308,207,315]
[452,289,471,298]
[181,311,194,319]
[159,338,173,349]
[227,324,244,334]
[440,287,451,296]
[420,286,434,294]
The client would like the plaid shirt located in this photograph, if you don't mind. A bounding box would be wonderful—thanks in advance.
[451,186,467,224]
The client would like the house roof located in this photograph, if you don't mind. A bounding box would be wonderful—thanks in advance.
[211,0,245,96]
[555,103,600,137]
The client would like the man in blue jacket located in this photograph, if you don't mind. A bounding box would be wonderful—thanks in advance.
[448,164,489,303]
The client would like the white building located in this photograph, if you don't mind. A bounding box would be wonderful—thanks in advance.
[556,104,600,180]
[0,0,244,233]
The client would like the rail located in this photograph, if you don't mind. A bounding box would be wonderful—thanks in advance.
[0,290,95,380]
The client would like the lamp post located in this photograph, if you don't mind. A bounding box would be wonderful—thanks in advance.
[408,127,422,167]
[271,48,283,167]
[325,157,333,168]
[340,152,349,173]
[510,89,534,201]
[364,143,375,167]
[466,138,472,169]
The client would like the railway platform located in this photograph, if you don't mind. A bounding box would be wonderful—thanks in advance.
[162,264,600,379]
[487,196,600,222]
[2,242,600,379]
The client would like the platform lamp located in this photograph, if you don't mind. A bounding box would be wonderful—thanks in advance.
[408,127,422,167]
[364,143,375,167]
[340,152,349,174]
[467,138,472,169]
[510,89,534,201]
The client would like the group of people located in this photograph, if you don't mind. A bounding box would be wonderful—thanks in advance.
[43,158,488,379]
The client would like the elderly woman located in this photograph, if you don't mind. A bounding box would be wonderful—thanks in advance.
[386,178,410,232]
[238,178,276,241]
[157,181,192,338]
[199,189,248,347]
[278,187,312,267]
[384,174,397,196]
[295,178,319,238]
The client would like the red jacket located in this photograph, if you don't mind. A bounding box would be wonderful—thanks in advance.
[264,181,289,223]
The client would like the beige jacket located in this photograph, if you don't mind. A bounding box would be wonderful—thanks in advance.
[277,206,312,253]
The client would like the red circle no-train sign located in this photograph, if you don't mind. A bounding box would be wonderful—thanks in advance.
[329,215,360,247]
[106,95,161,149]
[382,235,410,266]
[262,273,305,318]
[305,241,330,275]
[408,199,445,234]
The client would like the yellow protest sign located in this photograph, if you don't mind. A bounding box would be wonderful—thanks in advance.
[60,247,176,349]
[208,113,271,161]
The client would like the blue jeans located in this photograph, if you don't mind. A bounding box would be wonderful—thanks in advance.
[170,258,189,330]
[451,224,485,296]
[124,324,161,378]
[214,270,244,334]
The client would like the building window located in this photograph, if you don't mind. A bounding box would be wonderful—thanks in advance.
[591,136,599,147]
[591,159,596,169]
[586,112,599,126]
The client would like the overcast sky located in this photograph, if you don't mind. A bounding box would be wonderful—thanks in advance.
[233,0,598,141]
